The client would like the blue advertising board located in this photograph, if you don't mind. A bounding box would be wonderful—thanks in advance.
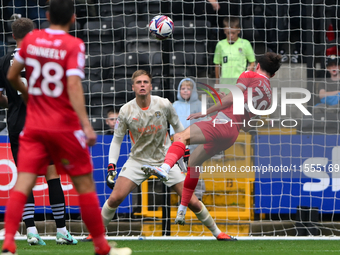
[254,135,340,214]
[90,135,132,214]
[0,135,132,214]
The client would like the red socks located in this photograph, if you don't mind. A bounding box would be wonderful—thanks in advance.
[79,192,110,255]
[3,190,27,253]
[181,167,200,206]
[164,141,186,168]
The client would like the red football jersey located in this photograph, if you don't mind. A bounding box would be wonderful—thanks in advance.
[222,71,272,124]
[15,28,85,131]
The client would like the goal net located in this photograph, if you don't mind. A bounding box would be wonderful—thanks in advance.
[0,0,340,239]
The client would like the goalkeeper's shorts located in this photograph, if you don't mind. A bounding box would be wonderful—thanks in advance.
[119,157,185,187]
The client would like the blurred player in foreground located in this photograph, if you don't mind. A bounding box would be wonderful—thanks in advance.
[0,17,77,246]
[143,52,282,224]
[1,0,131,254]
[84,70,236,242]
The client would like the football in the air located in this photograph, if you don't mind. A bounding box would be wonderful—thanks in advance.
[149,15,174,40]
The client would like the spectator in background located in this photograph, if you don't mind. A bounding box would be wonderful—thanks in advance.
[207,0,241,40]
[316,55,340,108]
[214,16,255,95]
[170,78,205,201]
[105,108,119,135]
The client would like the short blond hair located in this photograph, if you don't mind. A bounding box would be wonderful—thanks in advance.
[223,16,240,29]
[181,80,193,89]
[131,70,152,84]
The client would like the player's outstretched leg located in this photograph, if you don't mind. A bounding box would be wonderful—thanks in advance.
[141,165,169,182]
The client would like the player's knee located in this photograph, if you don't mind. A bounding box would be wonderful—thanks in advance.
[174,132,186,143]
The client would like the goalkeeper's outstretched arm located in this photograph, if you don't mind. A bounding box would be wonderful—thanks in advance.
[108,135,124,164]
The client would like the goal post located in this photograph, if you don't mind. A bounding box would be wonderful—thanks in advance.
[0,0,340,239]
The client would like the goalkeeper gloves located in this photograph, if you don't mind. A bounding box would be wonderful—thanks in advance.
[106,163,117,189]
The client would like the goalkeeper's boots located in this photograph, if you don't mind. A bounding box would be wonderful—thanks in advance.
[216,232,237,241]
[141,165,169,182]
[27,233,46,245]
[56,230,78,245]
[81,234,93,242]
[174,209,186,225]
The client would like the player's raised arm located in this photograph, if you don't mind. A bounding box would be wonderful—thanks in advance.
[187,84,245,120]
[67,75,96,146]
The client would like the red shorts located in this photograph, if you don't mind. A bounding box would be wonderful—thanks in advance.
[17,128,93,177]
[194,113,239,156]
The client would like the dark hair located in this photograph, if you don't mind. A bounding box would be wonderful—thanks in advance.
[107,107,120,116]
[131,70,152,84]
[48,0,74,26]
[11,18,34,40]
[257,52,282,76]
[326,55,339,67]
[223,16,240,29]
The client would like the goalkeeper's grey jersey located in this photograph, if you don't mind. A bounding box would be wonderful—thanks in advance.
[114,96,181,164]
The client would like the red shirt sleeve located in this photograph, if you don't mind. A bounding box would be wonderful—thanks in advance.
[236,71,251,90]
[65,38,85,79]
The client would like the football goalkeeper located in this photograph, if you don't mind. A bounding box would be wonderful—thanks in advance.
[84,70,236,242]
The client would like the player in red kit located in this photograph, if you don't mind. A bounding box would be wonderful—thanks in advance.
[1,1,131,255]
[143,52,282,225]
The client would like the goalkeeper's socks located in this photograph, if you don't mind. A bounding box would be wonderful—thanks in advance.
[164,141,186,169]
[195,201,221,237]
[57,227,67,236]
[27,226,38,235]
[4,191,27,246]
[178,204,187,215]
[181,167,200,206]
[101,200,117,227]
[78,192,110,255]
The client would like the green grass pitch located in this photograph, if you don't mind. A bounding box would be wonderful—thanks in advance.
[2,240,339,255]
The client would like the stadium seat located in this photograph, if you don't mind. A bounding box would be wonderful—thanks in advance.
[170,52,195,77]
[106,52,138,80]
[151,78,165,97]
[84,55,106,81]
[171,20,210,76]
[89,116,105,132]
[83,20,123,54]
[149,52,163,77]
[98,0,138,26]
[137,0,163,22]
[137,52,151,73]
[126,21,161,52]
[173,20,211,40]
